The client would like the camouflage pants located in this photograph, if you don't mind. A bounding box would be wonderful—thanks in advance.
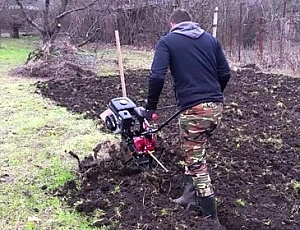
[179,102,223,197]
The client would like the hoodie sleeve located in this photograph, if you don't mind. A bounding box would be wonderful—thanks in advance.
[146,38,170,110]
[216,40,231,92]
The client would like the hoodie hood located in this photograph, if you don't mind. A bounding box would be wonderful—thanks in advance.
[170,21,205,38]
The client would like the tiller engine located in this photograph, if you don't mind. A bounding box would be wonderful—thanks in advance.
[100,97,171,171]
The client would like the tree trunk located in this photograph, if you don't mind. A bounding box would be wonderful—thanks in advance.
[11,25,20,38]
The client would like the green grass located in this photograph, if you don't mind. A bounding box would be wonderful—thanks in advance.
[0,37,38,66]
[89,46,154,75]
[0,37,118,229]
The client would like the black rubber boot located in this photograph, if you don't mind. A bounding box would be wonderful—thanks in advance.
[172,175,197,209]
[198,195,220,222]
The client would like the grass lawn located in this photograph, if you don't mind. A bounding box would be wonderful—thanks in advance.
[0,37,118,230]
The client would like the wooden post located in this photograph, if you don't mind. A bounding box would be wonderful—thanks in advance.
[223,4,228,47]
[115,30,127,97]
[212,7,218,38]
[229,24,233,58]
[238,3,243,62]
[287,16,294,50]
[257,17,264,60]
[279,0,287,59]
[288,16,294,38]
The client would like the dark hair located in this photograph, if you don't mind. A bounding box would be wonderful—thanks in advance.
[169,9,192,24]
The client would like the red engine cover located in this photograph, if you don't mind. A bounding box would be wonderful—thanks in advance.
[133,135,156,154]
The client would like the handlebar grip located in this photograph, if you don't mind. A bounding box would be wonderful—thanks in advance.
[152,113,158,120]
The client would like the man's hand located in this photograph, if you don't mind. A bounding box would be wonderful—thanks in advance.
[142,109,155,121]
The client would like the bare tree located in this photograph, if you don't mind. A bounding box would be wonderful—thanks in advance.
[0,0,298,70]
[15,0,99,44]
[0,0,26,38]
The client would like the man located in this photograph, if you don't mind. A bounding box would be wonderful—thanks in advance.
[143,9,231,222]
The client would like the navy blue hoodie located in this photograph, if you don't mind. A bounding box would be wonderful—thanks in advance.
[146,21,231,111]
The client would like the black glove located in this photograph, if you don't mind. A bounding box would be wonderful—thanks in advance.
[142,109,155,121]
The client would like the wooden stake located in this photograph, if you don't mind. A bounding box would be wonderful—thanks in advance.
[238,3,243,62]
[229,24,233,58]
[212,7,218,38]
[115,30,126,97]
[279,0,287,59]
[257,17,264,60]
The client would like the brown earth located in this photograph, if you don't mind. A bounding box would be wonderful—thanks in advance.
[36,69,300,230]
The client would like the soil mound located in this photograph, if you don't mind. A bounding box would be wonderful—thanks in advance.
[12,41,98,79]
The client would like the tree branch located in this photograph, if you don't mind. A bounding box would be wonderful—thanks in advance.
[76,28,101,47]
[15,0,43,33]
[59,0,69,15]
[55,0,98,20]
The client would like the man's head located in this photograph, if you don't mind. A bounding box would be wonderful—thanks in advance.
[169,9,192,28]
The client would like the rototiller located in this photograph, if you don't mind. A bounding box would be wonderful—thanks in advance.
[100,97,180,172]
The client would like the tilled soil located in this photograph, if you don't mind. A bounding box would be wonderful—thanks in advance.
[36,69,300,230]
